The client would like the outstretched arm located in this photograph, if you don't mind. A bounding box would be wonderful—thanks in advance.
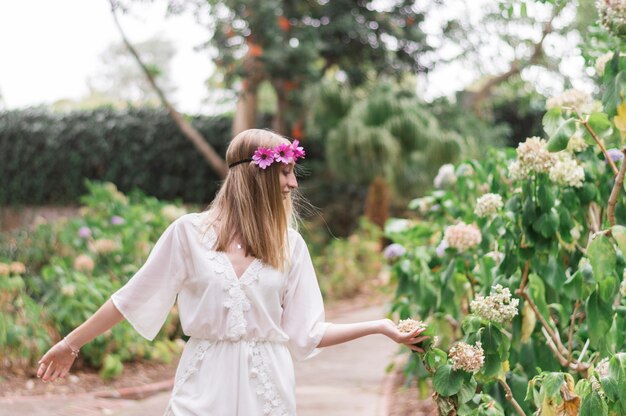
[37,299,125,382]
[318,319,428,352]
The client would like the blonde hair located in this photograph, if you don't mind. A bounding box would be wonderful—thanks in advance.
[205,129,297,270]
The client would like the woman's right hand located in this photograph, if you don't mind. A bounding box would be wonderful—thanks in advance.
[37,339,78,382]
[378,319,429,353]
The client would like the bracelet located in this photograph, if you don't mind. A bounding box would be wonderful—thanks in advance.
[63,337,80,357]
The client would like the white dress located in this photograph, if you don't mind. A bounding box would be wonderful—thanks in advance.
[111,212,330,416]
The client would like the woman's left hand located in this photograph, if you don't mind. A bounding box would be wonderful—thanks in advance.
[378,319,429,353]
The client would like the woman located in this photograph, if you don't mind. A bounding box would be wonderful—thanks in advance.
[37,129,427,415]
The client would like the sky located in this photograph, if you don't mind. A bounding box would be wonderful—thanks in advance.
[0,1,213,114]
[0,1,592,115]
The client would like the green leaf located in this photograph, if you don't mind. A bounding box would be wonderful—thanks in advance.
[546,118,577,152]
[528,274,551,325]
[433,364,464,396]
[537,181,555,212]
[602,70,626,117]
[563,269,583,299]
[587,112,613,139]
[541,372,565,398]
[587,236,617,281]
[532,209,559,239]
[612,225,626,255]
[457,377,477,404]
[462,315,483,334]
[424,348,448,372]
[542,107,564,137]
[586,292,613,355]
[579,391,608,416]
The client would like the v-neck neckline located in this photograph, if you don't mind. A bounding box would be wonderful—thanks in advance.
[222,252,258,282]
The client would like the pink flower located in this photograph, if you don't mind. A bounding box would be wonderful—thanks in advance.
[292,140,306,160]
[252,147,276,169]
[78,226,92,239]
[274,143,294,164]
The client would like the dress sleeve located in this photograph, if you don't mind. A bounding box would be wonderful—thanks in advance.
[111,218,188,341]
[281,232,330,361]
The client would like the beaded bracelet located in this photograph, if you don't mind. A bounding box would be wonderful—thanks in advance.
[63,337,80,357]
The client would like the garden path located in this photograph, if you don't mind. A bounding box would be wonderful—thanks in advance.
[0,301,402,416]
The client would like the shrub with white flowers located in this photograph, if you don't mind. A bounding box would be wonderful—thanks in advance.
[474,193,503,217]
[449,342,485,373]
[470,284,519,324]
[548,154,585,188]
[443,222,482,252]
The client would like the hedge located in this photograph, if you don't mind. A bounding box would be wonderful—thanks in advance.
[0,108,232,205]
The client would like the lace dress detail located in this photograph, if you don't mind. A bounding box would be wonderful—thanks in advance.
[250,341,289,416]
[164,340,213,416]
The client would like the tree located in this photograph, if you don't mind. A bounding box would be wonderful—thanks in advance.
[200,0,433,135]
[419,0,595,117]
[109,1,227,177]
[89,36,177,106]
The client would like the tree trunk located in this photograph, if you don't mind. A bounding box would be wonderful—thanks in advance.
[232,40,267,136]
[232,80,259,136]
[271,80,288,135]
[364,176,390,230]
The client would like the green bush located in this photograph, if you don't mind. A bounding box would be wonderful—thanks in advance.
[310,218,383,300]
[0,181,191,377]
[385,76,626,413]
[0,108,232,205]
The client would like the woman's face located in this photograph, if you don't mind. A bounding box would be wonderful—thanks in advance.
[279,163,298,199]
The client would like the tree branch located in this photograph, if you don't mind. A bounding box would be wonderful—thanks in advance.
[567,300,580,365]
[607,148,626,226]
[516,262,589,373]
[463,5,559,115]
[109,2,228,178]
[498,378,525,416]
[581,116,619,176]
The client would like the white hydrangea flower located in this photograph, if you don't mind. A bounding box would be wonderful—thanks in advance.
[567,134,589,153]
[444,222,482,252]
[397,318,427,333]
[516,137,557,175]
[470,284,520,324]
[507,160,529,181]
[449,342,484,373]
[597,0,626,36]
[434,164,457,189]
[546,89,596,114]
[596,52,615,76]
[549,155,585,188]
[475,193,503,217]
[596,357,610,379]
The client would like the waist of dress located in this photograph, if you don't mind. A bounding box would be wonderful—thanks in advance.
[188,335,288,344]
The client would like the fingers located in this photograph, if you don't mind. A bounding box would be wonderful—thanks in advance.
[41,361,55,382]
[409,326,427,337]
[408,344,424,353]
[412,335,429,344]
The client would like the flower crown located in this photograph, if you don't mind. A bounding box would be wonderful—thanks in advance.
[228,140,306,170]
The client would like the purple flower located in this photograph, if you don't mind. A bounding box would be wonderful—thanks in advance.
[78,226,92,239]
[607,148,624,162]
[384,243,406,260]
[436,240,449,257]
[111,216,125,225]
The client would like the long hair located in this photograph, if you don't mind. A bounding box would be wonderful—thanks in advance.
[205,129,297,270]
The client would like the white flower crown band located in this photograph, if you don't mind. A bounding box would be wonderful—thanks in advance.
[228,140,305,170]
